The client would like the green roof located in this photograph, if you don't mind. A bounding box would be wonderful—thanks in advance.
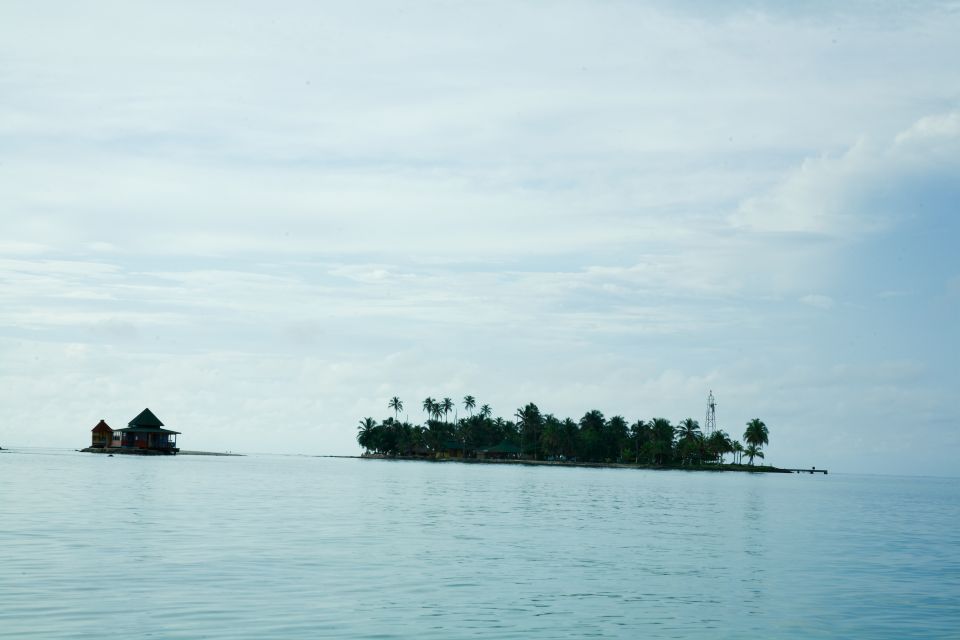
[478,441,520,454]
[120,407,180,434]
[117,426,181,435]
[129,408,164,428]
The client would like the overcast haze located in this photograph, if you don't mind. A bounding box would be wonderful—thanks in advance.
[2,1,958,475]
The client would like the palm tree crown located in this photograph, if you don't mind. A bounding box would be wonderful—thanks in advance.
[422,397,435,420]
[357,417,376,451]
[744,443,765,465]
[743,418,769,448]
[441,397,454,422]
[677,418,702,443]
[463,395,476,416]
[388,396,403,419]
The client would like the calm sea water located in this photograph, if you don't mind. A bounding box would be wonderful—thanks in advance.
[1,449,958,639]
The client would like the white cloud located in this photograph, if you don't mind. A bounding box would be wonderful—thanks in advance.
[894,111,960,148]
[730,110,960,237]
[800,294,834,310]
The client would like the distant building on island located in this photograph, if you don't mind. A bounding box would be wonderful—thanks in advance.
[114,408,180,452]
[90,419,114,448]
[83,408,180,455]
[475,441,521,460]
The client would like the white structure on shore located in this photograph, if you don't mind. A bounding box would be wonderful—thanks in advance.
[704,390,717,439]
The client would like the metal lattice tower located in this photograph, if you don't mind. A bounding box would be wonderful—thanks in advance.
[704,390,717,439]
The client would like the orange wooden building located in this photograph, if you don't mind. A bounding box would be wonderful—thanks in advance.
[90,420,113,448]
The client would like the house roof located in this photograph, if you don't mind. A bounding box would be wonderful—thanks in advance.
[91,419,113,433]
[478,441,521,454]
[117,426,181,435]
[128,408,164,428]
[121,408,180,434]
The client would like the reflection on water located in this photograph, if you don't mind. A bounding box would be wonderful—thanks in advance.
[1,450,958,638]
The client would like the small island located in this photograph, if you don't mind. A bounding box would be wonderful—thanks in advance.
[356,393,822,473]
[81,408,181,455]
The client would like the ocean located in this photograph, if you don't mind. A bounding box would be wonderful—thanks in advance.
[1,449,958,638]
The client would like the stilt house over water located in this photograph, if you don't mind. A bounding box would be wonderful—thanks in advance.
[111,408,180,453]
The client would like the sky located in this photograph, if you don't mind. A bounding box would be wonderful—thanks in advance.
[1,1,958,475]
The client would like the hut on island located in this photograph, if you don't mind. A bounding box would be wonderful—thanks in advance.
[113,408,180,454]
[476,441,521,460]
[90,420,113,448]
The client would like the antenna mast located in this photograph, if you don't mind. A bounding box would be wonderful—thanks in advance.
[704,390,717,439]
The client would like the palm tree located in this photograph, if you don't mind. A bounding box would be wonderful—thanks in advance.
[578,410,605,461]
[743,418,769,465]
[388,396,403,420]
[410,425,426,454]
[744,443,765,465]
[479,404,492,419]
[454,418,471,457]
[707,430,733,464]
[732,441,745,464]
[518,403,544,459]
[650,418,674,465]
[677,418,702,443]
[720,430,734,463]
[743,418,769,449]
[441,397,454,423]
[392,421,412,456]
[604,416,628,462]
[629,419,647,464]
[357,417,376,452]
[561,417,579,460]
[463,395,476,416]
[677,418,702,465]
[422,397,436,423]
[540,414,563,459]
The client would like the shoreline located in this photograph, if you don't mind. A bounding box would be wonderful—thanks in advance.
[324,454,814,474]
[180,450,245,456]
[79,447,244,457]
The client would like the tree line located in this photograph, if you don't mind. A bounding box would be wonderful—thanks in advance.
[357,395,771,467]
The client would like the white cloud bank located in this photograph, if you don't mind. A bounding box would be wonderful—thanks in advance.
[732,110,960,237]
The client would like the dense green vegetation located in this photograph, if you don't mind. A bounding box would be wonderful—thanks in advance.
[357,396,771,467]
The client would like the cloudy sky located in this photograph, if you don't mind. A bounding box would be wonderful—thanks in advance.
[2,1,958,475]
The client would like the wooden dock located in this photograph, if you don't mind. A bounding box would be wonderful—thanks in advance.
[785,467,828,474]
